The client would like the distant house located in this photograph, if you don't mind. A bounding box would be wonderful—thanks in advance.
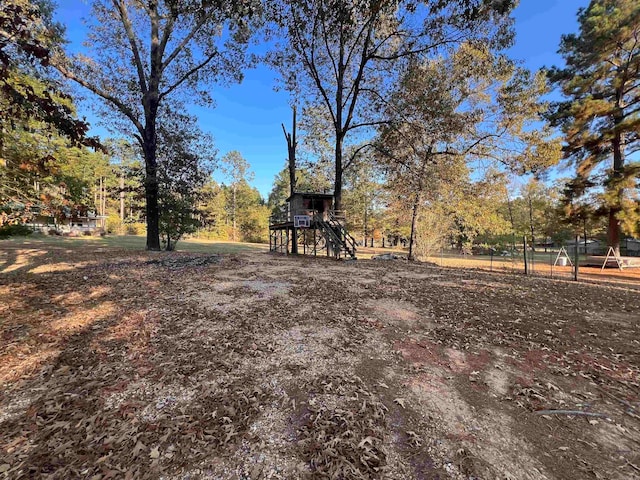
[565,238,603,255]
[623,238,640,256]
[57,212,106,233]
[26,209,106,234]
[534,237,554,252]
[27,214,57,232]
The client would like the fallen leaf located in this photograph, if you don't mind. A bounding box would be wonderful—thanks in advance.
[394,398,406,408]
[132,441,146,458]
[357,436,378,448]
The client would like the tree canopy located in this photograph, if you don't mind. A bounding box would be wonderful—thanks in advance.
[269,0,518,211]
[52,0,259,250]
[548,0,640,251]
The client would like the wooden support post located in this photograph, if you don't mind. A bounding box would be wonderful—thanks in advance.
[285,229,289,254]
[292,226,298,254]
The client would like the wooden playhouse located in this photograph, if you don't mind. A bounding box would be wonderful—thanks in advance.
[269,192,357,259]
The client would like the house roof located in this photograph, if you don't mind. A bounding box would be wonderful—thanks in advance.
[285,191,334,202]
[566,238,601,245]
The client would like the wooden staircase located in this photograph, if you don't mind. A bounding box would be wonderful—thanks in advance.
[314,211,357,260]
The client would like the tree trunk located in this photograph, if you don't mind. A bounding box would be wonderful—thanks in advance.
[334,135,343,212]
[607,212,620,255]
[506,192,516,251]
[143,11,162,251]
[523,236,528,275]
[363,204,368,247]
[286,106,297,196]
[142,136,161,250]
[282,107,298,254]
[408,191,421,261]
[232,184,237,241]
[608,97,625,255]
[102,177,106,218]
[527,195,536,252]
[120,169,125,221]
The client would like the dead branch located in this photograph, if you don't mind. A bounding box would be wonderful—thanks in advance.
[534,410,609,418]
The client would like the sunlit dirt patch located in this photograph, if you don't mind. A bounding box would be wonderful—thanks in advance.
[1,249,47,273]
[445,348,492,374]
[29,262,90,274]
[51,285,111,306]
[191,279,292,313]
[49,301,116,334]
[0,347,59,385]
[365,298,429,330]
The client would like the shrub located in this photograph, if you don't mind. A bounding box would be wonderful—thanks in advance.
[106,214,124,235]
[0,224,33,239]
[125,222,146,236]
[414,210,450,260]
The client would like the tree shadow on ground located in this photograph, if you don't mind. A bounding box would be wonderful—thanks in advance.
[0,249,271,479]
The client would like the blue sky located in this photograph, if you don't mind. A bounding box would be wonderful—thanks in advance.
[54,0,590,198]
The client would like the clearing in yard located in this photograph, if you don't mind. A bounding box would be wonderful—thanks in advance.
[1,237,639,479]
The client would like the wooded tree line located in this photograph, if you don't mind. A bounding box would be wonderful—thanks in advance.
[1,0,638,254]
[267,159,608,255]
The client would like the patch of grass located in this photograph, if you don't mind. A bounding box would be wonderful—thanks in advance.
[0,234,268,255]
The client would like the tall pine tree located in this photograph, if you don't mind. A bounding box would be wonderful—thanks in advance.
[549,0,640,253]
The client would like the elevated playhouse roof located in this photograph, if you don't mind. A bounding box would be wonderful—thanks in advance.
[285,191,334,202]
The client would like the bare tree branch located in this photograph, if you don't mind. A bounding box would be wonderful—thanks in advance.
[113,0,148,94]
[53,60,145,137]
[160,51,218,99]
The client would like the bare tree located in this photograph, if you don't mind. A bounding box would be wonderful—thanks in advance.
[53,0,257,250]
[269,0,516,210]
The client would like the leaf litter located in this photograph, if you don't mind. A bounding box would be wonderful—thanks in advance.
[1,242,639,479]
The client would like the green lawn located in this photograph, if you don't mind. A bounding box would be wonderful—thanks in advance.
[1,234,269,254]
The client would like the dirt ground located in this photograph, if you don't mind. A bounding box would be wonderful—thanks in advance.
[1,240,639,479]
